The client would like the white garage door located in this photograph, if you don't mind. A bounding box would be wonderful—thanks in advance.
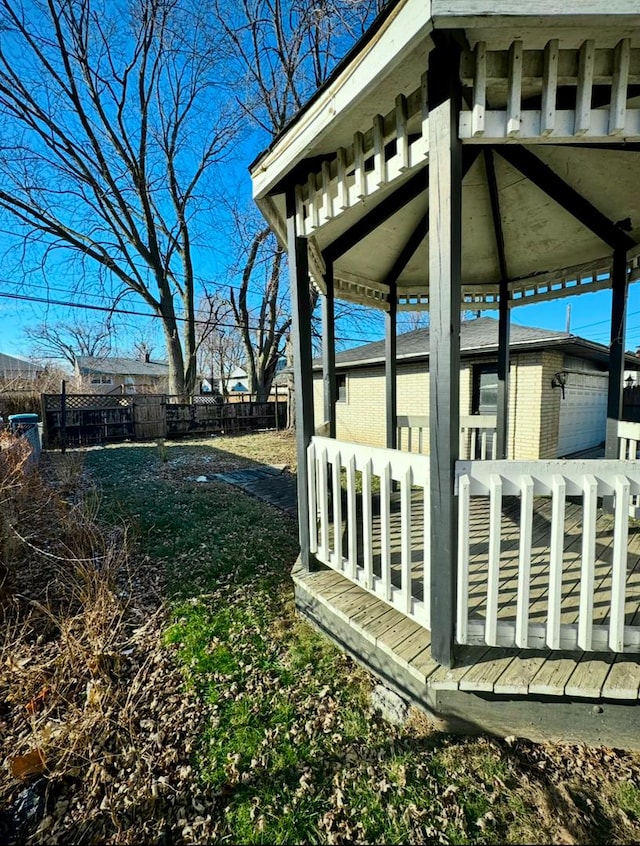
[557,372,608,457]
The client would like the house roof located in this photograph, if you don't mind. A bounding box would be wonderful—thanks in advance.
[316,317,640,371]
[0,352,45,375]
[76,356,169,377]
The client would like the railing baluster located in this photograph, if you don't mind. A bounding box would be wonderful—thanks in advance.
[380,462,392,601]
[308,171,319,229]
[457,474,471,644]
[515,475,534,648]
[485,473,503,646]
[547,474,566,650]
[578,474,598,651]
[401,467,412,614]
[307,441,318,554]
[610,475,630,651]
[346,455,357,578]
[331,451,343,569]
[362,458,373,589]
[318,447,329,560]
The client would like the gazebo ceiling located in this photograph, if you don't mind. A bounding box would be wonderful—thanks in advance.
[318,145,640,297]
[251,0,640,311]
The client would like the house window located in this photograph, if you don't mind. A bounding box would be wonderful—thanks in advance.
[472,364,498,415]
[90,375,113,385]
[336,374,347,403]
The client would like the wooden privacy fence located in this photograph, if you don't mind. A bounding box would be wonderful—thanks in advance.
[41,393,288,449]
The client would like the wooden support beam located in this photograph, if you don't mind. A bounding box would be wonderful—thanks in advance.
[322,260,337,439]
[386,281,397,451]
[428,34,462,670]
[287,191,316,571]
[494,146,636,253]
[484,148,510,460]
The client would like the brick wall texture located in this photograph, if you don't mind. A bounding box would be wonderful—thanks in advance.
[313,350,586,460]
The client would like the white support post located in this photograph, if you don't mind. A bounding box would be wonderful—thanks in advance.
[354,131,365,199]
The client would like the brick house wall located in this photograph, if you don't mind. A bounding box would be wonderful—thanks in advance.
[313,349,583,459]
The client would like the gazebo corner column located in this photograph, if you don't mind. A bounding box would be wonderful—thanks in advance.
[287,191,317,571]
[605,247,629,464]
[428,34,463,669]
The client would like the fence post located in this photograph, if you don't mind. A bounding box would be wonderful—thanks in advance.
[60,379,67,455]
[274,382,279,431]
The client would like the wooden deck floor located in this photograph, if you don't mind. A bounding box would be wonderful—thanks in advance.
[338,491,640,631]
[299,492,640,747]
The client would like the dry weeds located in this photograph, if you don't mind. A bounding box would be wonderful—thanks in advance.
[0,436,219,844]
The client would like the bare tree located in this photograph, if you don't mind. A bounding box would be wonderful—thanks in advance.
[195,293,242,397]
[215,0,383,403]
[0,0,238,397]
[24,318,114,368]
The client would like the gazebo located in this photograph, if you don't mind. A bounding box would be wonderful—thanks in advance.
[250,0,640,745]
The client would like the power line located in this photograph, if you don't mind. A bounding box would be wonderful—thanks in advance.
[0,288,381,345]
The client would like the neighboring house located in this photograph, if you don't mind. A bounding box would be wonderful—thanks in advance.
[75,355,169,394]
[0,352,46,385]
[314,317,640,460]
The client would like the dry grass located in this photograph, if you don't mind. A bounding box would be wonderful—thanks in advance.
[0,436,216,844]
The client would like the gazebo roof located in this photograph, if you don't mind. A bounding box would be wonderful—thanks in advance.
[250,0,640,311]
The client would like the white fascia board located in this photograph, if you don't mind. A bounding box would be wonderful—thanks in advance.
[251,0,433,201]
[431,0,640,28]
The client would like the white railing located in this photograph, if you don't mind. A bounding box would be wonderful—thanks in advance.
[617,420,640,517]
[307,436,430,629]
[397,414,497,459]
[456,459,640,654]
